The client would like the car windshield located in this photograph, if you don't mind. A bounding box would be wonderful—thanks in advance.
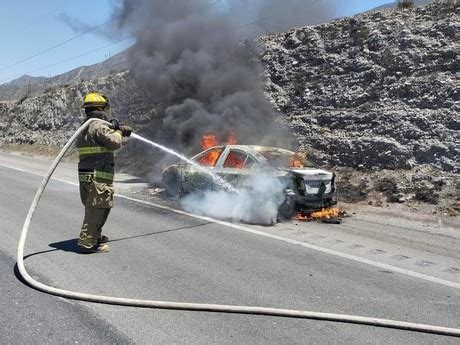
[259,150,315,169]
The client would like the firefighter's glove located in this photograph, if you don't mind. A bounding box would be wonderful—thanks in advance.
[109,118,120,130]
[120,125,132,137]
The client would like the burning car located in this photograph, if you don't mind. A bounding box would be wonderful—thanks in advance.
[162,144,337,218]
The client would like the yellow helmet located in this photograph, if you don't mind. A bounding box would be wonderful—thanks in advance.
[82,92,109,109]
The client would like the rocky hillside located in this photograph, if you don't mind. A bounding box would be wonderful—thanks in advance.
[0,2,458,213]
[261,1,459,173]
[0,50,129,102]
[0,71,156,147]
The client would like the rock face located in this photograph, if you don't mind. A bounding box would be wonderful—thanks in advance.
[0,72,157,147]
[0,3,458,181]
[260,2,459,172]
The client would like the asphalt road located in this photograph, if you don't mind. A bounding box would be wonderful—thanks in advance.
[0,152,459,344]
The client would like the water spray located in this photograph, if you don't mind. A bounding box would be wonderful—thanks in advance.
[16,119,460,338]
[131,133,239,194]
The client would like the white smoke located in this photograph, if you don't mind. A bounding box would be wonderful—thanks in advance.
[181,172,288,225]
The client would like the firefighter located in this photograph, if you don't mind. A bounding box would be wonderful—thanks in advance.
[76,92,131,253]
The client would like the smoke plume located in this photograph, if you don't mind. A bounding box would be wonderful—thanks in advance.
[114,0,335,153]
[113,0,334,223]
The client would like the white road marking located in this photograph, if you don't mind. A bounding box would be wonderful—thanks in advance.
[0,164,79,187]
[1,162,459,290]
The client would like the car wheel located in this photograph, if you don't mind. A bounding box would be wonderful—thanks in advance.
[278,197,296,220]
[163,171,182,198]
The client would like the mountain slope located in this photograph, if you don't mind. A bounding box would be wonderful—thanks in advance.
[261,1,459,172]
[0,2,458,212]
[0,49,129,101]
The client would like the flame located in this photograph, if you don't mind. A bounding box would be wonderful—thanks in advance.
[198,131,238,166]
[226,131,237,145]
[201,134,219,150]
[289,157,303,168]
[289,151,306,168]
[198,133,220,166]
[295,207,340,221]
[201,131,238,150]
[198,151,220,166]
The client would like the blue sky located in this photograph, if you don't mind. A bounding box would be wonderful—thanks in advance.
[0,0,391,84]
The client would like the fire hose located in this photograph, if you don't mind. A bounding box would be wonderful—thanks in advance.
[17,118,460,338]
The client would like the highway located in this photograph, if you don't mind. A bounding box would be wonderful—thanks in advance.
[0,151,459,344]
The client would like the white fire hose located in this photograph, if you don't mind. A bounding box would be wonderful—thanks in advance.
[17,118,460,338]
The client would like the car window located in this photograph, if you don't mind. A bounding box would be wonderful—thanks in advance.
[260,151,315,168]
[223,151,255,169]
[195,148,223,167]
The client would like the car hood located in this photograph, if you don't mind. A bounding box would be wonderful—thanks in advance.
[289,168,333,181]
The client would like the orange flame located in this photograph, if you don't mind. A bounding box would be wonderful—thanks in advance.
[201,131,238,149]
[289,151,306,168]
[295,207,340,221]
[198,133,220,166]
[198,132,238,166]
[201,134,219,150]
[226,131,237,145]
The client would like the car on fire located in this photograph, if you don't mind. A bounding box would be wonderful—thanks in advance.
[162,145,337,218]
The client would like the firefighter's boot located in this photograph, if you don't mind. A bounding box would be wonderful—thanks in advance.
[98,235,109,244]
[79,243,110,254]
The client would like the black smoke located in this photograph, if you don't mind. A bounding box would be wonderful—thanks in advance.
[113,0,335,153]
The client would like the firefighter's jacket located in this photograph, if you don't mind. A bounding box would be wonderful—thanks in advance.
[76,112,123,186]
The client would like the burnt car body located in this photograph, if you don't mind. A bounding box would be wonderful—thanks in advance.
[162,145,337,216]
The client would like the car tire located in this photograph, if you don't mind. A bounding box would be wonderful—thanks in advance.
[163,171,182,198]
[278,197,296,220]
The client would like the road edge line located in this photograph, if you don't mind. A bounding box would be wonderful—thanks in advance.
[2,162,459,290]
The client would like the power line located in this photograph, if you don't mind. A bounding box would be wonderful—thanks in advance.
[27,38,131,75]
[0,0,224,75]
[237,14,277,30]
[0,38,132,84]
[0,0,277,84]
[0,16,117,73]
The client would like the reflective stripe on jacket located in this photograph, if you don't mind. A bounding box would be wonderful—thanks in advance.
[76,112,123,184]
[78,146,114,155]
[78,170,115,183]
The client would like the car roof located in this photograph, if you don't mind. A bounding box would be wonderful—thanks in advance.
[223,145,295,155]
[192,145,295,161]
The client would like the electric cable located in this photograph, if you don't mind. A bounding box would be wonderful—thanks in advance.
[17,118,460,338]
[0,38,132,84]
[0,10,263,84]
[0,17,118,73]
[25,38,130,75]
[0,0,223,78]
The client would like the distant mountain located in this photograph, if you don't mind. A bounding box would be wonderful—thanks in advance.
[0,48,130,101]
[6,74,47,87]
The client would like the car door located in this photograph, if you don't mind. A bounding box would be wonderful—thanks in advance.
[214,149,256,187]
[183,147,225,191]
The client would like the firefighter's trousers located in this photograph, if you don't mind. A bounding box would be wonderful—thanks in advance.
[78,181,114,249]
